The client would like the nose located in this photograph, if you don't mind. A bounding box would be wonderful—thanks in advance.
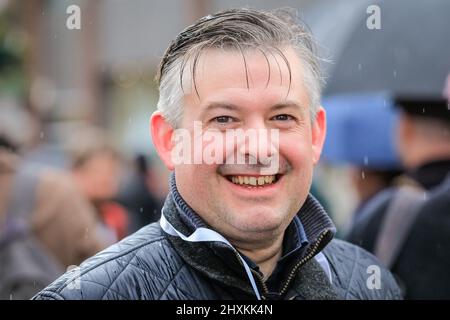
[237,119,280,173]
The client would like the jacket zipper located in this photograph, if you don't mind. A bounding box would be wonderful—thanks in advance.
[232,251,269,298]
[279,230,331,296]
[251,269,269,297]
[233,229,330,299]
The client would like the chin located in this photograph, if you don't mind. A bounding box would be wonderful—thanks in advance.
[229,208,285,233]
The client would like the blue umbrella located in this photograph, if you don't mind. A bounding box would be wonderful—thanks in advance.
[322,92,401,170]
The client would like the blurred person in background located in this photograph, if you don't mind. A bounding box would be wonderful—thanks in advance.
[349,167,403,226]
[0,110,108,299]
[67,128,129,241]
[347,93,450,299]
[320,92,404,236]
[350,169,401,208]
[117,154,163,233]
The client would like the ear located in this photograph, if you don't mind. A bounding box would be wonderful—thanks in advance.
[397,113,414,141]
[396,112,414,155]
[311,106,327,165]
[150,111,175,171]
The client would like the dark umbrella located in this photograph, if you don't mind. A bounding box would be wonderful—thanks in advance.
[323,0,450,96]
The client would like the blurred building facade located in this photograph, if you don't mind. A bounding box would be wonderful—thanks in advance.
[1,0,315,155]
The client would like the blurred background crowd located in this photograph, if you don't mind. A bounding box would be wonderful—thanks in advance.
[0,0,449,299]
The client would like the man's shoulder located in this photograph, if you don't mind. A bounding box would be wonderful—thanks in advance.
[33,223,187,300]
[353,188,397,228]
[345,188,397,251]
[322,238,402,300]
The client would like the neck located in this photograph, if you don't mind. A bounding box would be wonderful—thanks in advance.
[404,149,450,169]
[232,234,284,279]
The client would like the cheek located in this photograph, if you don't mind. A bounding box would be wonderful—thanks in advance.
[94,168,120,197]
[176,164,216,195]
[280,133,313,167]
[84,172,102,198]
[105,174,120,194]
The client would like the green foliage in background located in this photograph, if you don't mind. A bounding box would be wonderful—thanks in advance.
[0,3,26,97]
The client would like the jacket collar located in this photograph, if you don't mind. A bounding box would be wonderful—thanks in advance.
[162,172,337,298]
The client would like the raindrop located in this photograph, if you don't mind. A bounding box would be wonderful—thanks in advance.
[361,171,365,180]
[393,70,397,78]
[358,63,362,71]
[364,156,369,166]
[40,131,44,139]
[422,192,428,201]
[140,207,143,213]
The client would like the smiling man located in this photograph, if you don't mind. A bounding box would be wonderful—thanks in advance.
[34,8,401,300]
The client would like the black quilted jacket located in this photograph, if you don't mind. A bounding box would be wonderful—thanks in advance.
[33,177,402,300]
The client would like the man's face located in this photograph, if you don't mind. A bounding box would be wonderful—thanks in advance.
[74,153,122,203]
[154,47,326,243]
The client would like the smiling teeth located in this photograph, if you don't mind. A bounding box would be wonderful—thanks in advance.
[230,175,276,186]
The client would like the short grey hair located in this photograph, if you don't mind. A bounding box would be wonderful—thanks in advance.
[156,8,324,127]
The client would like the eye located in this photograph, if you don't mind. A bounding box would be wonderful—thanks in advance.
[212,116,236,124]
[271,114,294,121]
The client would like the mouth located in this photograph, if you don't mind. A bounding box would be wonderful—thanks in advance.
[223,174,282,188]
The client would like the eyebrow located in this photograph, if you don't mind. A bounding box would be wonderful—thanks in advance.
[199,103,239,119]
[202,102,239,113]
[200,100,305,118]
[270,100,305,112]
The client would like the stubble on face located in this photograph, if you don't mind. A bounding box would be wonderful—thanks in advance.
[174,47,315,245]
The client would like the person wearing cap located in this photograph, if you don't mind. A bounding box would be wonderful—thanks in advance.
[33,8,401,300]
[347,95,450,299]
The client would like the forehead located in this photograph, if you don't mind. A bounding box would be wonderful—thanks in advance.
[183,47,309,111]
